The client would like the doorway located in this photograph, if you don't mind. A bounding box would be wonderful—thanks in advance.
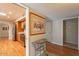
[63,18,78,50]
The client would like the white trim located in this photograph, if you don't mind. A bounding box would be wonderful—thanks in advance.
[78,16,79,50]
[16,3,26,9]
[16,3,30,10]
[62,16,78,20]
[15,3,29,22]
[15,3,30,56]
[15,16,25,22]
[51,42,63,46]
[14,3,26,22]
[26,7,30,56]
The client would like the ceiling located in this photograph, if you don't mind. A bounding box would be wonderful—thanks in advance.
[23,3,79,20]
[0,3,25,22]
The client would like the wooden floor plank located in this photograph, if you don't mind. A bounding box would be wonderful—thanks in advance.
[0,39,26,56]
[46,41,79,56]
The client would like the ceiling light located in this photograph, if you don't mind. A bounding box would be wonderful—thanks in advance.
[9,12,12,14]
[0,12,6,16]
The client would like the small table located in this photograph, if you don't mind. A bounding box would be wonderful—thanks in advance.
[32,39,47,56]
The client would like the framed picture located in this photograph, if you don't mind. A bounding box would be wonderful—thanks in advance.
[30,12,46,35]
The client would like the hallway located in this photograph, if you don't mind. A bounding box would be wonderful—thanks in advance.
[0,39,25,56]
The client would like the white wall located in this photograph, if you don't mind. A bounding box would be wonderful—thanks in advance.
[52,20,63,46]
[0,24,9,38]
[46,21,52,42]
[50,17,79,50]
[9,22,15,40]
[0,21,14,40]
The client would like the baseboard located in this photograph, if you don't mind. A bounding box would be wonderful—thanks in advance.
[51,42,63,46]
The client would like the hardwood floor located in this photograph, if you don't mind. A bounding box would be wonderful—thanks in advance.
[64,42,78,50]
[0,39,26,56]
[46,41,79,56]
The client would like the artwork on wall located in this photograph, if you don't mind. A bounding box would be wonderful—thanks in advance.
[30,12,46,35]
[2,26,9,30]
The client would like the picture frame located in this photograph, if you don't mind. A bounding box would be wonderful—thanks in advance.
[30,12,46,35]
